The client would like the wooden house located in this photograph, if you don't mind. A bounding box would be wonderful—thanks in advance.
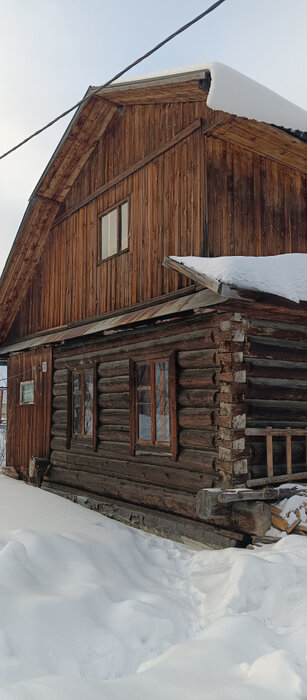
[0,63,307,548]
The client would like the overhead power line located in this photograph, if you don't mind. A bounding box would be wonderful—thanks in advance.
[0,0,227,161]
[0,366,41,389]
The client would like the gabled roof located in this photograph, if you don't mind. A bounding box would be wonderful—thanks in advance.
[0,63,306,344]
[106,61,307,135]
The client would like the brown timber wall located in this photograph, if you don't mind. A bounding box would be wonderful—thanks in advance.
[7,347,52,476]
[206,138,307,257]
[8,124,205,339]
[7,100,307,342]
[45,314,222,519]
[244,311,307,481]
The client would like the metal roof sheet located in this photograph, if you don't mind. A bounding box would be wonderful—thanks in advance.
[0,289,222,357]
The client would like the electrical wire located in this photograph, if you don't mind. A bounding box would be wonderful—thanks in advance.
[0,366,41,389]
[0,0,227,161]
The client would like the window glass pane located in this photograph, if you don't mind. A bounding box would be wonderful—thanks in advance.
[20,381,34,405]
[100,209,118,259]
[73,373,81,391]
[155,362,170,443]
[138,389,152,441]
[120,201,129,250]
[137,364,151,387]
[73,394,82,435]
[84,393,93,436]
[85,371,93,393]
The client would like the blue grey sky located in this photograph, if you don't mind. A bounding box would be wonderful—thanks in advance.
[0,0,307,275]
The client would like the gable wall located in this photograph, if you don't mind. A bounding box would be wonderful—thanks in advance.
[7,98,307,342]
[206,138,307,257]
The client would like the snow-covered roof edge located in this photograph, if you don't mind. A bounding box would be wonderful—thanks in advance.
[168,254,307,304]
[101,61,307,134]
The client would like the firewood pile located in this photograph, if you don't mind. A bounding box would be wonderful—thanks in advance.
[269,488,307,536]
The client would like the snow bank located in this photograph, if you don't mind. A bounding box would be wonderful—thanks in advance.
[114,62,307,132]
[1,476,307,699]
[171,253,307,303]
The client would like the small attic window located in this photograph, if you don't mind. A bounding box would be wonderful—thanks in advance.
[20,380,34,405]
[99,200,129,262]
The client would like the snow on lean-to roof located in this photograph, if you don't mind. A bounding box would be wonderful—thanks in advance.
[171,254,307,303]
[112,61,307,133]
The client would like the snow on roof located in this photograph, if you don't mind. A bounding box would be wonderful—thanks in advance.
[113,62,307,133]
[206,62,307,133]
[171,254,307,303]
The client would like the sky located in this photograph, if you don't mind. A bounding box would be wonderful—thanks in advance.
[0,0,307,278]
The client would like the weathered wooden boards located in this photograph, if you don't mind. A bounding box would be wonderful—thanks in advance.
[196,485,307,538]
[41,484,245,549]
[196,487,271,536]
[7,348,52,477]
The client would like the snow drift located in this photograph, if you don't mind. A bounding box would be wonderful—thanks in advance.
[0,476,307,699]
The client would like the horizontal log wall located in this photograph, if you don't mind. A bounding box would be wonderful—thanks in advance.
[245,313,307,481]
[45,314,222,519]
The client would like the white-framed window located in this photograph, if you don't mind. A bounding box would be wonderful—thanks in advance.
[99,200,129,261]
[20,380,34,405]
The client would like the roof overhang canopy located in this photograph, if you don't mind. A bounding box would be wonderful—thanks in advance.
[0,288,225,357]
[163,254,307,305]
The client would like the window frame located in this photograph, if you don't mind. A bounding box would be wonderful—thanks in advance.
[130,353,178,461]
[20,380,35,406]
[69,367,97,449]
[98,198,130,263]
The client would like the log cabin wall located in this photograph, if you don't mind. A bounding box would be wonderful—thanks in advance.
[44,313,224,520]
[7,347,52,476]
[243,306,307,481]
[6,93,307,343]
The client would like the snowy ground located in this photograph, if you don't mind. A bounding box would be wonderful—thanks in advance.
[0,476,307,699]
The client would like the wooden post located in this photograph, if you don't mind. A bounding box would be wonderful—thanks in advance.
[266,428,273,478]
[286,429,292,475]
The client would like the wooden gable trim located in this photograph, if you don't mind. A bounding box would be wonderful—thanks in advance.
[212,117,307,174]
[0,99,120,344]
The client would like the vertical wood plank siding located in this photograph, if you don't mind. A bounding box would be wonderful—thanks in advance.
[7,98,307,341]
[7,348,52,476]
[44,315,221,519]
[206,141,306,257]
